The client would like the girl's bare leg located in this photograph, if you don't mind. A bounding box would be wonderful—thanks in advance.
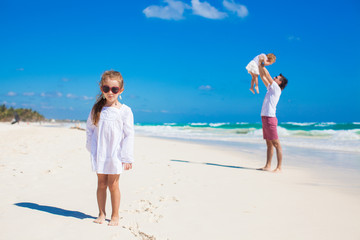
[254,75,259,94]
[249,73,258,94]
[107,174,121,226]
[94,174,107,224]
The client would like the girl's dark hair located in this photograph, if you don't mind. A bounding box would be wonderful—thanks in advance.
[279,73,288,90]
[91,70,123,126]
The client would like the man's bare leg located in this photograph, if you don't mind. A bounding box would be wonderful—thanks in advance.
[272,139,283,172]
[259,140,273,171]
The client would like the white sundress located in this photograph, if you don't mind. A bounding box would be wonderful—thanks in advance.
[86,105,134,174]
[246,53,267,75]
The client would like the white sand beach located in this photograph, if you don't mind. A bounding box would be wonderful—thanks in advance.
[0,123,359,240]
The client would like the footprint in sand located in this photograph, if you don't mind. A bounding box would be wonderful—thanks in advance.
[135,200,163,223]
[149,214,163,223]
[159,196,179,202]
[139,200,157,213]
[123,222,156,240]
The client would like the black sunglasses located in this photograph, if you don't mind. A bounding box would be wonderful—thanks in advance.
[102,85,120,94]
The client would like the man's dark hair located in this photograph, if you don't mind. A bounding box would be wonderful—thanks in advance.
[279,73,288,90]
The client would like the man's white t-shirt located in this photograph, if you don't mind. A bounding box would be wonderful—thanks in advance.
[261,81,281,117]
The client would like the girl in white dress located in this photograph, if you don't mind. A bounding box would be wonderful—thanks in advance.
[246,53,276,94]
[86,70,134,226]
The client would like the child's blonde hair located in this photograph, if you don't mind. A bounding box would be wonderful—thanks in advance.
[266,53,276,64]
[91,70,124,126]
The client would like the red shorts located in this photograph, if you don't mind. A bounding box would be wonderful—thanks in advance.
[261,116,278,140]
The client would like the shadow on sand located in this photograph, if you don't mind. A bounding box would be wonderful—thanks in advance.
[170,159,259,171]
[14,202,96,220]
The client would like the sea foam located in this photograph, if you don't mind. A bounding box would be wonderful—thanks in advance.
[135,122,360,153]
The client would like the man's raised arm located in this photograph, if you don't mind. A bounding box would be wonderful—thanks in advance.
[258,58,274,88]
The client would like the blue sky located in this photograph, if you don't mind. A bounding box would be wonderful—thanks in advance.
[1,0,359,123]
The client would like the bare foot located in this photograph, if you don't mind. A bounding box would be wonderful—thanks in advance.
[249,88,255,94]
[257,167,271,171]
[108,216,119,226]
[273,168,282,173]
[255,86,259,94]
[94,214,106,224]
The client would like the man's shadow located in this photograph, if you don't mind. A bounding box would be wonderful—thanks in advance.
[170,159,258,171]
[14,202,96,220]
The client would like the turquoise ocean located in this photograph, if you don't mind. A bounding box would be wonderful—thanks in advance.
[134,122,360,153]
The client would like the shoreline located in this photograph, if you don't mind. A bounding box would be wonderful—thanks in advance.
[5,120,360,153]
[138,132,360,169]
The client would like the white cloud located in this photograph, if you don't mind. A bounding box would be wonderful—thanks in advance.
[191,0,227,19]
[199,85,213,90]
[41,92,63,98]
[66,93,77,99]
[1,101,16,106]
[23,92,35,96]
[143,0,189,20]
[139,109,153,113]
[16,68,24,71]
[288,35,301,41]
[143,0,249,20]
[83,96,94,100]
[7,91,16,96]
[62,78,70,82]
[222,0,248,18]
[128,95,139,99]
[41,105,54,109]
[21,103,35,108]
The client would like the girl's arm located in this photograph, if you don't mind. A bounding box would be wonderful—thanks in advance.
[121,108,135,168]
[264,61,273,66]
[86,113,96,152]
[259,55,272,66]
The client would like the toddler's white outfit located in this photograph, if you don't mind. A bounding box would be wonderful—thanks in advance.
[246,53,267,75]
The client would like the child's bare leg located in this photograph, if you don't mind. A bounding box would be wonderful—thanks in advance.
[249,73,256,94]
[254,75,259,94]
[94,174,107,224]
[107,174,121,226]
